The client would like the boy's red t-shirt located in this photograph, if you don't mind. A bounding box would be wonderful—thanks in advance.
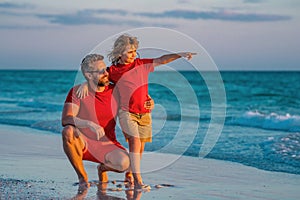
[108,58,154,114]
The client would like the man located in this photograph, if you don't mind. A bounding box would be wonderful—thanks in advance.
[61,54,130,192]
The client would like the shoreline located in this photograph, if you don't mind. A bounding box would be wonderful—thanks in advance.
[1,124,300,199]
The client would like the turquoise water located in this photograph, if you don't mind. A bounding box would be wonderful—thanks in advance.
[0,70,299,174]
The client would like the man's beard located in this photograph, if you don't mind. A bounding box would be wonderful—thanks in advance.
[97,81,107,87]
[97,75,109,87]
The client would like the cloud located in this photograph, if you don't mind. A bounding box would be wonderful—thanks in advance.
[0,2,23,9]
[1,5,291,31]
[0,2,40,29]
[37,12,118,26]
[136,9,292,22]
[243,0,264,3]
[37,8,290,27]
[177,0,192,4]
[36,9,173,27]
[0,2,33,9]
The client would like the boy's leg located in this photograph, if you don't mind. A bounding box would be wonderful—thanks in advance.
[124,141,145,185]
[118,110,144,186]
[138,113,152,158]
[140,142,145,158]
[127,136,144,186]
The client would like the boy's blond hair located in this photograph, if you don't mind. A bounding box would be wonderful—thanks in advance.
[108,34,139,65]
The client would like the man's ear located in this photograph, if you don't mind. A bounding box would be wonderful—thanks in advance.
[84,72,92,80]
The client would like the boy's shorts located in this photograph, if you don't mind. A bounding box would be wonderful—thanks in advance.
[118,109,152,143]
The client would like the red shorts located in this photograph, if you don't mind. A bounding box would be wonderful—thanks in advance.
[81,134,126,163]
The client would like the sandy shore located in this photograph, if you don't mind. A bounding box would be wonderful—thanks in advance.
[1,124,300,200]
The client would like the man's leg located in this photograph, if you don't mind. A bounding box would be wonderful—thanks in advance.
[97,149,130,183]
[97,164,108,183]
[104,149,130,172]
[62,125,89,189]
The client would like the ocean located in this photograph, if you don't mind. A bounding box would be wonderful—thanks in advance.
[0,70,300,175]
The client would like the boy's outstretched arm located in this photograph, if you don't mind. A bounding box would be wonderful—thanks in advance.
[153,52,197,67]
[76,81,89,99]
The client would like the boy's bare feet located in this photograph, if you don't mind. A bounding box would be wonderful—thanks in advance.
[132,173,151,191]
[134,182,151,191]
[97,164,108,183]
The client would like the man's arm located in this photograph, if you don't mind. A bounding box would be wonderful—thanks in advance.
[61,103,105,140]
[153,52,197,67]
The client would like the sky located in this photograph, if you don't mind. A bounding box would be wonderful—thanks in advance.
[0,0,299,71]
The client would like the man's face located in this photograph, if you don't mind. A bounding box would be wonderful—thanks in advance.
[88,60,109,87]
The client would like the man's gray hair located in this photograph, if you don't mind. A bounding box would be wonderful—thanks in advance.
[81,54,104,73]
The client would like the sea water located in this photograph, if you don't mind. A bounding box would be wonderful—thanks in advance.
[0,70,299,174]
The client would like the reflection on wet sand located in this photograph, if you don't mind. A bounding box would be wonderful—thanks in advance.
[71,182,144,200]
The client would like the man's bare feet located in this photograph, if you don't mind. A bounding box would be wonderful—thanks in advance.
[78,180,90,194]
[124,171,134,185]
[97,182,108,197]
[97,164,108,183]
[74,187,88,200]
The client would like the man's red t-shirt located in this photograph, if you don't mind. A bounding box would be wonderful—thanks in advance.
[64,84,119,142]
[108,58,154,114]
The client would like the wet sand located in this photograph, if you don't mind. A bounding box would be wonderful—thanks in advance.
[1,124,300,199]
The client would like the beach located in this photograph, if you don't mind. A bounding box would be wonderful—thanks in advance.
[1,124,299,200]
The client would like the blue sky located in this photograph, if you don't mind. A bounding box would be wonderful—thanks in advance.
[0,0,299,70]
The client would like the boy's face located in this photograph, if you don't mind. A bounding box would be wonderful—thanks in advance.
[120,44,137,65]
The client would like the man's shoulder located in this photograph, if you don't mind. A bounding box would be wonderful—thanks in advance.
[64,85,81,104]
[65,85,80,97]
[68,84,80,92]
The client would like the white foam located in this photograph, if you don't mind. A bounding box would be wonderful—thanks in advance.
[230,111,300,132]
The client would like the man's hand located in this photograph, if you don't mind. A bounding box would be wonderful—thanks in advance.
[87,121,105,140]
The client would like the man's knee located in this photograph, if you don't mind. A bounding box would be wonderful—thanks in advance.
[107,150,130,172]
[118,153,130,171]
[62,125,76,143]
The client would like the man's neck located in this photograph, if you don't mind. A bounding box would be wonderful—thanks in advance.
[96,86,105,92]
[89,83,105,93]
